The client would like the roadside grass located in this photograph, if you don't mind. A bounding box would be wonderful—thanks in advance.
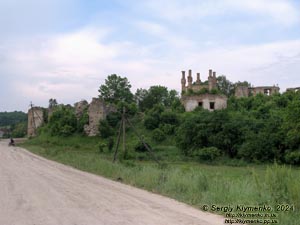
[20,135,300,225]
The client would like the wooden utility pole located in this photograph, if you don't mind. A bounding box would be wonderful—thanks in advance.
[122,106,126,158]
[112,107,160,165]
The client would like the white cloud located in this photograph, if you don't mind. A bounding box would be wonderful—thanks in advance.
[1,23,300,111]
[141,0,299,26]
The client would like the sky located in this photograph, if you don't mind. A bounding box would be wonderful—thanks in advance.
[0,0,300,112]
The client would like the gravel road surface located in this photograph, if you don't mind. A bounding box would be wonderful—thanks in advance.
[0,140,225,225]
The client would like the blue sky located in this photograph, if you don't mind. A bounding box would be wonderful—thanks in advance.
[0,0,300,112]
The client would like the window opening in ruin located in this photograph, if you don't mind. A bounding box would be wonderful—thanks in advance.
[264,89,271,96]
[198,102,203,107]
[210,102,215,110]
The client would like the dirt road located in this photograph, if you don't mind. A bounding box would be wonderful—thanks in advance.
[0,140,225,225]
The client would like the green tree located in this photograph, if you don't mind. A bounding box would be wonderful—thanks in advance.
[48,98,58,109]
[98,74,133,104]
[217,75,235,97]
[136,86,180,111]
[11,122,27,138]
[48,106,77,136]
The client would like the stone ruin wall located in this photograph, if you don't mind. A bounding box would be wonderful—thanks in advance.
[27,98,115,137]
[235,86,280,98]
[84,98,115,136]
[181,69,227,112]
[181,69,217,93]
[181,94,227,112]
[27,107,44,137]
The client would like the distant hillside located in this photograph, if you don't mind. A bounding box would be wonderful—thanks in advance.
[0,111,27,127]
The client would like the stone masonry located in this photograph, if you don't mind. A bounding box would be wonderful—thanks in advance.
[27,98,116,137]
[235,85,280,98]
[181,69,227,112]
[84,98,115,136]
[27,107,44,137]
[74,100,89,119]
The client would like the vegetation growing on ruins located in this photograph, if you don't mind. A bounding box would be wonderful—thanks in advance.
[32,74,300,165]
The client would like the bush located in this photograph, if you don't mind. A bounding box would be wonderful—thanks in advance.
[107,137,115,152]
[193,147,221,161]
[159,124,175,135]
[48,106,77,136]
[284,151,300,165]
[152,128,166,142]
[160,111,179,125]
[11,122,27,138]
[77,111,89,133]
[106,112,121,127]
[144,115,160,130]
[98,142,106,153]
[135,141,150,152]
[99,120,114,138]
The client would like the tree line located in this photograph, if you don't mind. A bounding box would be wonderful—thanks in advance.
[42,74,300,165]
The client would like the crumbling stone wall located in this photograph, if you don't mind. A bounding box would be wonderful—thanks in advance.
[74,100,89,119]
[181,69,227,112]
[84,98,115,136]
[181,69,217,93]
[235,86,280,98]
[181,94,227,112]
[27,107,44,137]
[286,87,300,92]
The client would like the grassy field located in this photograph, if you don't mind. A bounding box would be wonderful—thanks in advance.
[20,135,300,225]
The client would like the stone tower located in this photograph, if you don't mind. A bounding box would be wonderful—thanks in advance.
[181,71,186,92]
[208,69,217,91]
[27,107,44,137]
[187,69,193,89]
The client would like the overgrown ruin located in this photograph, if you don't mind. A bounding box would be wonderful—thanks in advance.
[181,69,227,112]
[83,98,115,136]
[27,107,44,137]
[235,85,280,98]
[27,98,115,137]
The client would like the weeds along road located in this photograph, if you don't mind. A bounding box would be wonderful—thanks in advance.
[0,140,225,225]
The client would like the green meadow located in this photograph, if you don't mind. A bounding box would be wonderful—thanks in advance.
[21,135,300,225]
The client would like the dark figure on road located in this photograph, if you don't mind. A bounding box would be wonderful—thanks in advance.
[9,138,15,146]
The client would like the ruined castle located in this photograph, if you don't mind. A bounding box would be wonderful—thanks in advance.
[180,69,227,112]
[27,98,115,137]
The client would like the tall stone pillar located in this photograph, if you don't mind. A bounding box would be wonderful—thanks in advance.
[181,71,186,92]
[187,69,193,89]
[27,107,44,137]
[196,73,201,84]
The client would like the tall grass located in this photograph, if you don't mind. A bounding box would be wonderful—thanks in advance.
[21,136,300,225]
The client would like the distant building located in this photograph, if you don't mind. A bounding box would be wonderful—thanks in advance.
[181,69,227,112]
[235,85,280,98]
[286,87,300,92]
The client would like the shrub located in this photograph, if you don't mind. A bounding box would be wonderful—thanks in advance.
[107,137,115,152]
[160,111,179,125]
[152,128,166,142]
[159,124,175,135]
[144,115,160,130]
[77,111,89,133]
[106,112,121,127]
[284,150,300,165]
[48,106,77,136]
[98,142,106,153]
[99,120,114,138]
[135,141,150,152]
[193,147,221,161]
